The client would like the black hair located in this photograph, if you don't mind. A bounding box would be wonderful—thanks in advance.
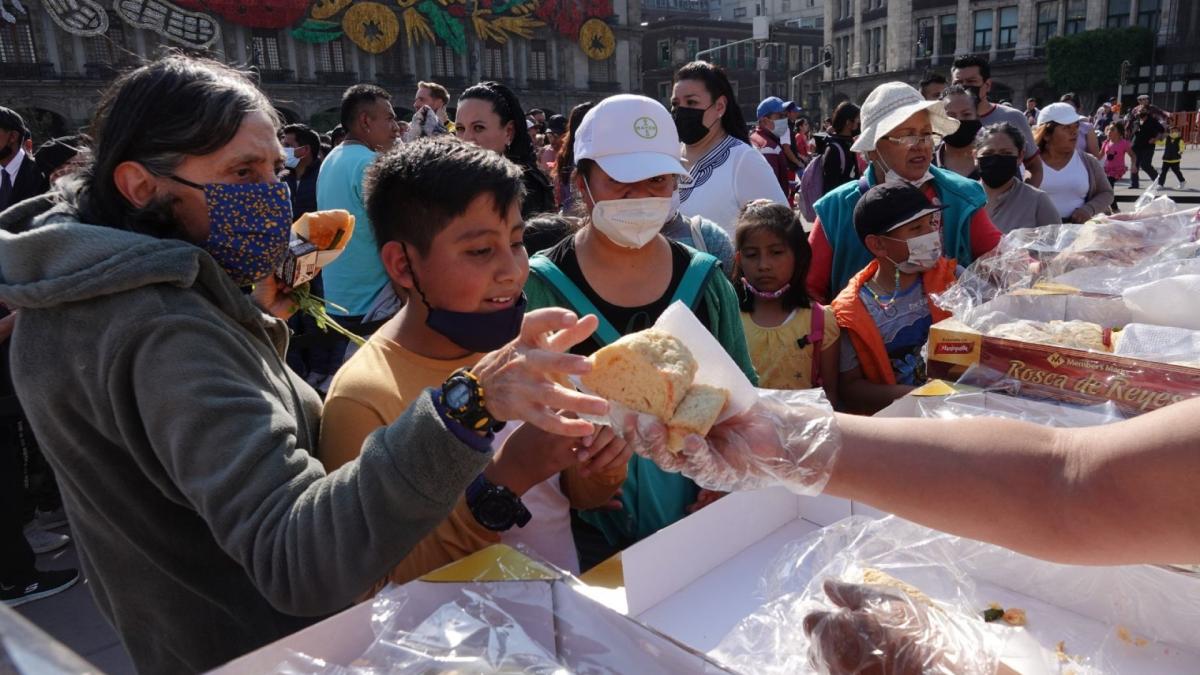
[939,84,971,101]
[554,101,594,191]
[1108,120,1126,136]
[363,136,525,257]
[527,108,545,118]
[75,55,277,237]
[34,135,81,177]
[974,122,1025,155]
[674,61,750,144]
[831,101,860,135]
[339,84,391,130]
[524,214,579,255]
[0,106,25,134]
[282,123,321,161]
[458,81,537,171]
[919,72,947,91]
[732,200,812,312]
[951,54,991,80]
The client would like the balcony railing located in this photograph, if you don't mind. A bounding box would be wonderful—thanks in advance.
[257,68,295,83]
[588,80,621,92]
[0,62,55,78]
[313,70,359,84]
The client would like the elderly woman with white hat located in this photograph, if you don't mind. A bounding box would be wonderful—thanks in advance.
[805,82,1003,302]
[1034,102,1114,224]
[522,94,758,568]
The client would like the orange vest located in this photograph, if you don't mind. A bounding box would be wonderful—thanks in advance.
[832,258,957,386]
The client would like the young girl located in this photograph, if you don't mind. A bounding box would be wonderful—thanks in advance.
[1102,122,1135,211]
[734,200,839,408]
[1159,126,1186,190]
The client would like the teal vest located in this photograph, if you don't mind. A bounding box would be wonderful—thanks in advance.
[813,164,987,298]
[527,251,718,547]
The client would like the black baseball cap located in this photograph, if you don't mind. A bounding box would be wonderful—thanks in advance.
[853,181,945,244]
[547,114,567,135]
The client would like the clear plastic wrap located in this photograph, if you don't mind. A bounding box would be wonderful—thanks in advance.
[710,517,1200,675]
[265,551,735,675]
[625,388,841,496]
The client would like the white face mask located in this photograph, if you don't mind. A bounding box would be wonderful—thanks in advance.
[283,146,301,169]
[773,118,789,137]
[885,229,942,273]
[584,178,673,249]
[876,153,933,188]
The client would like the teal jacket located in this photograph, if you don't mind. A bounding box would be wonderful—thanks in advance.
[814,164,988,298]
[524,246,757,548]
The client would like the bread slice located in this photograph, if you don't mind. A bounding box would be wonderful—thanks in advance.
[581,329,698,421]
[667,383,729,452]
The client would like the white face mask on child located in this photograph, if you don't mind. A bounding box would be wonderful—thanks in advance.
[884,230,942,273]
[583,178,673,249]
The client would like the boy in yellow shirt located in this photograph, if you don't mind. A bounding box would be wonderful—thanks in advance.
[319,138,628,589]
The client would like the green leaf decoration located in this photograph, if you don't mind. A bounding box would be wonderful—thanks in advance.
[418,0,466,54]
[291,18,343,44]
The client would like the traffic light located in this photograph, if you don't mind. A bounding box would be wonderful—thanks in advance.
[823,47,833,67]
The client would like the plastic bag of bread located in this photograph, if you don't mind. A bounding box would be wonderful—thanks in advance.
[986,319,1112,353]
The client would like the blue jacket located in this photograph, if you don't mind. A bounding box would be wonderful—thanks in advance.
[814,164,987,298]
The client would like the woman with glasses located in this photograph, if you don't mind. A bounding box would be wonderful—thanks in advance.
[805,82,1002,302]
[1034,103,1113,224]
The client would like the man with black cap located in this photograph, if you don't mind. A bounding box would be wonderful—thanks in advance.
[831,182,958,414]
[0,107,49,212]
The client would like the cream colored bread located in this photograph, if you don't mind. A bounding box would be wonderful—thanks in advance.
[667,384,729,452]
[581,329,698,421]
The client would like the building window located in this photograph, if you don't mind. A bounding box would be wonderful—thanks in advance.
[998,6,1018,49]
[686,38,698,60]
[658,39,670,66]
[529,39,548,80]
[916,17,934,57]
[86,13,129,65]
[973,11,993,51]
[0,11,37,64]
[1064,0,1086,34]
[1106,0,1130,28]
[709,38,721,65]
[788,45,799,71]
[1137,0,1160,31]
[744,43,754,69]
[782,0,791,11]
[658,81,671,103]
[588,54,613,82]
[482,42,505,79]
[734,7,746,17]
[939,14,957,56]
[251,29,282,71]
[315,39,345,73]
[1035,1,1058,45]
[432,43,455,77]
[802,45,813,67]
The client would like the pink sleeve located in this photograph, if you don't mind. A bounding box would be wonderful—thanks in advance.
[807,220,833,303]
[969,208,1003,259]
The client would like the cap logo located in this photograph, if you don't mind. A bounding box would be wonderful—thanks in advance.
[633,117,658,139]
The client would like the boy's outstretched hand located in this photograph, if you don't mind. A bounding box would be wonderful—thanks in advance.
[473,308,609,438]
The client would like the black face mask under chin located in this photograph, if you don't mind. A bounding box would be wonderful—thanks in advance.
[405,246,526,354]
[943,119,982,148]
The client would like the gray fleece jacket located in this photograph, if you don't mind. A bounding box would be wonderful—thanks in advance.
[0,193,491,674]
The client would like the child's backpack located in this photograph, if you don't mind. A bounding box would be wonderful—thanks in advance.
[798,142,846,222]
[800,302,827,386]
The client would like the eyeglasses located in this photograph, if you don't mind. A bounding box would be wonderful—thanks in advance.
[881,133,938,148]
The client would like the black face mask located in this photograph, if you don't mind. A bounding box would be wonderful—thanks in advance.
[943,119,982,148]
[977,154,1020,189]
[405,245,526,353]
[672,105,713,145]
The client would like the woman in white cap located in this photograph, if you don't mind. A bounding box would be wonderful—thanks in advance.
[523,93,758,569]
[805,82,1003,303]
[1034,102,1113,224]
[669,61,788,236]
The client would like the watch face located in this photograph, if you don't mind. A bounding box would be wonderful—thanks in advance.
[477,493,515,530]
[445,380,472,410]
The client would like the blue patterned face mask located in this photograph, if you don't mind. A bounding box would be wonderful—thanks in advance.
[169,176,293,286]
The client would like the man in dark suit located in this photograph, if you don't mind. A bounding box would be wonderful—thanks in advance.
[0,107,50,212]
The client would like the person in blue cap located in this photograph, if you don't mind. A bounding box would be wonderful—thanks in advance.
[750,96,792,199]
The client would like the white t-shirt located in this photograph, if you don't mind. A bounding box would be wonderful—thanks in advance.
[491,424,579,574]
[678,136,788,237]
[1041,150,1089,219]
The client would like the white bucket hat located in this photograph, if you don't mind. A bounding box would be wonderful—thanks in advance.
[1037,102,1085,126]
[574,94,691,183]
[851,81,960,153]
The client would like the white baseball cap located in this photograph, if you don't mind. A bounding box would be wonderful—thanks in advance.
[1037,102,1085,126]
[851,81,959,153]
[573,94,691,183]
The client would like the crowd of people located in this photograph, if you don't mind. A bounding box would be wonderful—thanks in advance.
[0,49,1196,675]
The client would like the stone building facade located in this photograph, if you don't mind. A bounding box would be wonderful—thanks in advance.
[0,1,643,141]
[817,0,1195,114]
